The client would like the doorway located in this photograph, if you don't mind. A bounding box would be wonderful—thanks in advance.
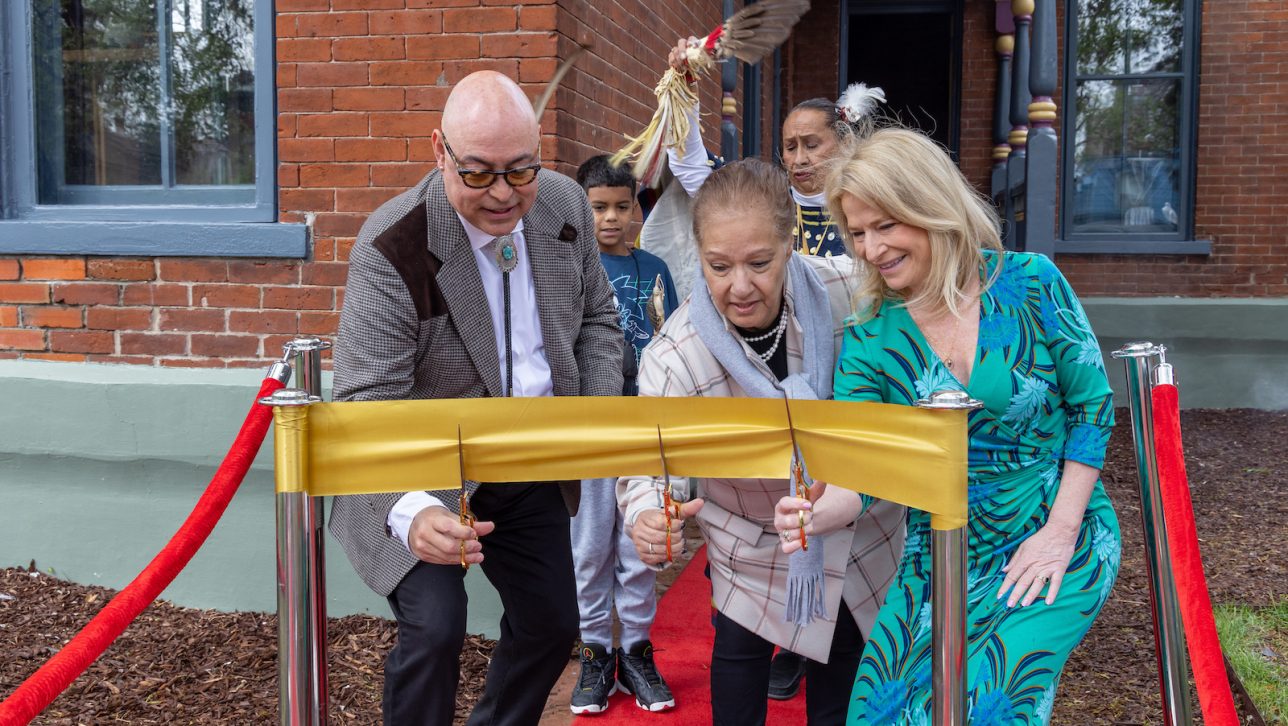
[842,0,963,155]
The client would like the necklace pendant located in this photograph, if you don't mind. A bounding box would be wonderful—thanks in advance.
[945,358,954,369]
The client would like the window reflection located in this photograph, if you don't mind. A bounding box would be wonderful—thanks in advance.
[31,0,255,202]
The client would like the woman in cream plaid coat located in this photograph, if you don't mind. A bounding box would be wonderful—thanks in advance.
[618,158,905,725]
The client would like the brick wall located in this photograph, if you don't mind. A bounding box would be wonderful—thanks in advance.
[0,0,733,366]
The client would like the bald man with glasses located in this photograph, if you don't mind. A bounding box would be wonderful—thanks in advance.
[330,71,622,725]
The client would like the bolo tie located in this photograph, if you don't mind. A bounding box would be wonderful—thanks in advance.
[488,233,518,398]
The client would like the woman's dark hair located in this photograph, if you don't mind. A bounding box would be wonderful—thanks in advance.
[691,158,794,245]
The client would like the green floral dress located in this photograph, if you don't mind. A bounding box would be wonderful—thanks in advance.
[836,251,1120,725]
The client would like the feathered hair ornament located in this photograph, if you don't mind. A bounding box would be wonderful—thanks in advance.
[612,0,811,188]
[836,82,886,125]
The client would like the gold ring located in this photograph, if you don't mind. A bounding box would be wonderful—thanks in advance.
[648,542,655,555]
[780,530,791,542]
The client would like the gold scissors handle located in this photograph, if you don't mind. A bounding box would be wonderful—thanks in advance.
[656,426,681,563]
[783,397,809,552]
[457,427,475,570]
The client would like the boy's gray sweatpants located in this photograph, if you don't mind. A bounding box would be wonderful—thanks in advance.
[570,477,657,649]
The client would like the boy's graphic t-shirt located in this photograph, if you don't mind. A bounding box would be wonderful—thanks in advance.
[600,249,679,394]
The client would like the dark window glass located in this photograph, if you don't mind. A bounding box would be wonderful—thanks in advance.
[31,0,255,204]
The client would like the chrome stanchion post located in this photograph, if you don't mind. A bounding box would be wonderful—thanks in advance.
[1112,341,1192,726]
[915,390,983,726]
[283,338,331,726]
[261,386,322,726]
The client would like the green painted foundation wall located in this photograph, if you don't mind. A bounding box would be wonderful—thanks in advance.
[0,296,1283,625]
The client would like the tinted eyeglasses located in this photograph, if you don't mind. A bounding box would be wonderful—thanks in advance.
[441,135,541,189]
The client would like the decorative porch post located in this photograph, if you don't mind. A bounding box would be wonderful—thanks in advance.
[1024,0,1058,257]
[1006,0,1033,250]
[992,32,1014,233]
[721,0,739,161]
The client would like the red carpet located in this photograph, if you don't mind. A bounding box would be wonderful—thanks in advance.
[580,546,808,724]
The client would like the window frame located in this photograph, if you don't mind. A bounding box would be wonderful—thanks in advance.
[0,0,305,257]
[1059,0,1210,255]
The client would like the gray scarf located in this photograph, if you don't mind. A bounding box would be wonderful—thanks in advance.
[689,253,834,626]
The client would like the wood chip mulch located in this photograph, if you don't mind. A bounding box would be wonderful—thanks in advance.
[1,408,1284,724]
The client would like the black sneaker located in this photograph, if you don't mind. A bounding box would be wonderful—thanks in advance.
[570,642,618,715]
[617,640,676,712]
[767,650,806,700]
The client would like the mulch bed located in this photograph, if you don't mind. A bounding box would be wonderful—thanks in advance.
[2,408,1285,724]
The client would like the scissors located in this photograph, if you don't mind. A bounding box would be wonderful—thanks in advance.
[457,427,476,570]
[656,426,682,562]
[783,397,809,552]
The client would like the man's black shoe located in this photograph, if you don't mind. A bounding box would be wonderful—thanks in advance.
[767,650,806,700]
[570,642,617,714]
[617,640,676,712]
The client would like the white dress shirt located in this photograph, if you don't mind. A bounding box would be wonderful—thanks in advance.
[387,212,553,551]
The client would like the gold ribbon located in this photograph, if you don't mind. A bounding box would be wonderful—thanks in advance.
[272,406,310,494]
[278,396,968,530]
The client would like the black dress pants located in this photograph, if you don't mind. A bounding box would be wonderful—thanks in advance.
[382,482,578,726]
[710,601,865,726]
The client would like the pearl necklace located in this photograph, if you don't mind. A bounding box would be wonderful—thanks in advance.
[740,306,788,363]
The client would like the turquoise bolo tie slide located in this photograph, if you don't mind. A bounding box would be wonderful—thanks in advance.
[493,234,518,273]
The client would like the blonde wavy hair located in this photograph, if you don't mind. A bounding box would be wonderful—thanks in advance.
[823,128,1003,320]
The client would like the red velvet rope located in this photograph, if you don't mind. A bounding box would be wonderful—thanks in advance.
[0,377,285,725]
[1151,383,1239,726]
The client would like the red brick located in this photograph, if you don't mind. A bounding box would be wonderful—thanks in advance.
[279,164,300,188]
[276,0,327,9]
[158,260,228,283]
[87,259,155,281]
[331,0,403,7]
[27,353,87,363]
[300,163,370,188]
[280,188,337,212]
[0,260,19,280]
[518,5,557,30]
[370,112,440,137]
[230,310,299,334]
[263,335,305,358]
[22,259,86,281]
[371,163,435,187]
[369,61,446,87]
[336,187,402,212]
[22,306,83,329]
[370,10,443,35]
[279,114,297,138]
[405,87,451,112]
[518,58,557,84]
[0,306,15,326]
[297,113,369,137]
[333,37,406,62]
[0,329,47,350]
[293,11,367,38]
[409,138,438,161]
[52,283,117,305]
[264,286,334,311]
[191,334,260,358]
[87,306,153,331]
[296,62,369,88]
[277,63,297,89]
[0,283,50,303]
[280,138,336,162]
[120,333,186,356]
[122,283,188,307]
[406,35,480,61]
[439,58,516,84]
[228,262,301,285]
[49,330,113,354]
[193,284,262,309]
[277,38,332,63]
[444,7,517,33]
[156,357,221,368]
[335,138,407,162]
[333,87,405,111]
[160,308,226,332]
[481,33,557,59]
[300,311,341,335]
[313,213,368,238]
[279,87,334,113]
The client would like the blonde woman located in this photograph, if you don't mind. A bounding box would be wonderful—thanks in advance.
[781,128,1120,724]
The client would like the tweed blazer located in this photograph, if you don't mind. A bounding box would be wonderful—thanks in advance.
[329,168,623,597]
[618,254,905,663]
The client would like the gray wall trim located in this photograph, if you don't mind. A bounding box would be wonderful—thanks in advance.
[0,220,309,258]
